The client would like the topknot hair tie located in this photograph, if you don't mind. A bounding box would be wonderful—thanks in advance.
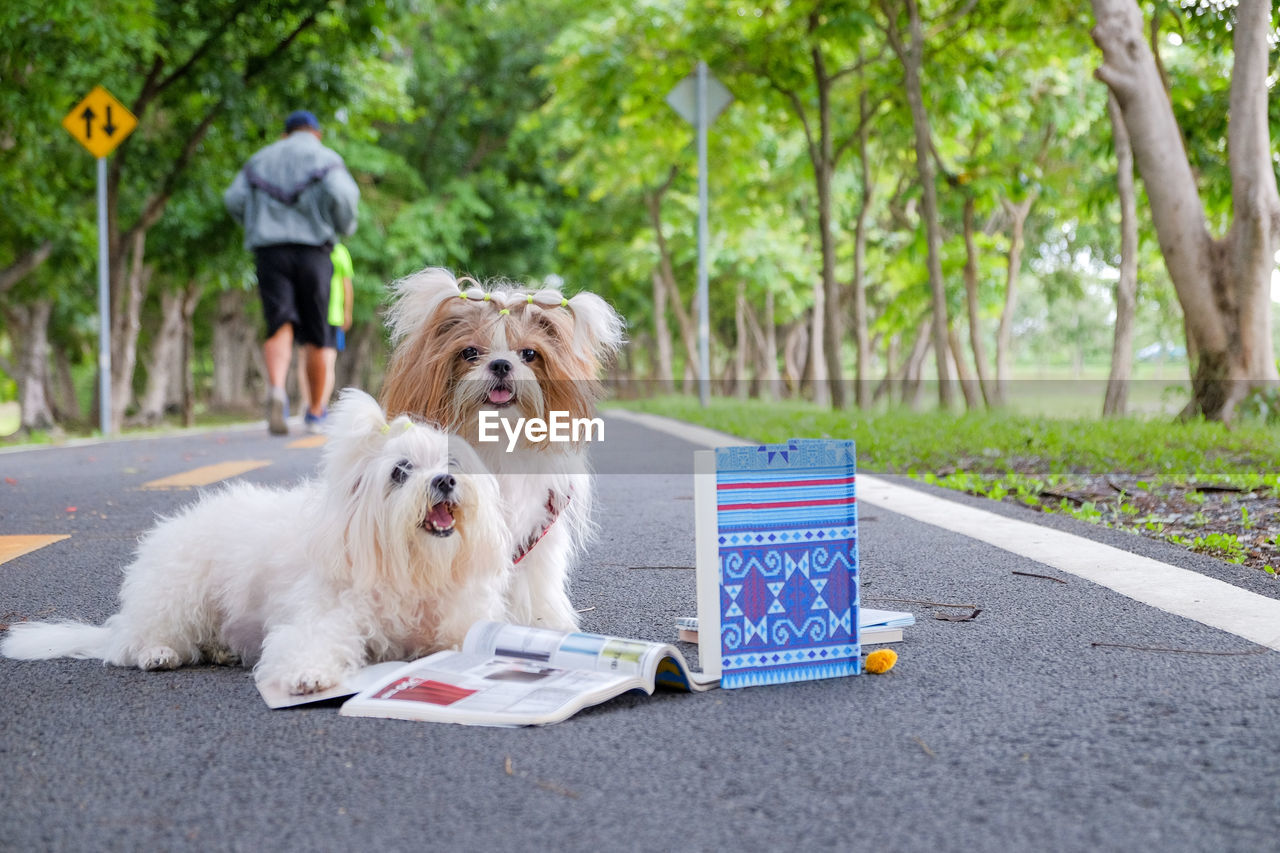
[455,287,573,309]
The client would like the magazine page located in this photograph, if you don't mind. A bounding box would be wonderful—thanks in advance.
[339,648,637,726]
[463,621,675,679]
[258,660,408,709]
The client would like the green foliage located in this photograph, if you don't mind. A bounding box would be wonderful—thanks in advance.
[612,395,1280,477]
[1,0,1275,435]
[1237,386,1280,425]
[1167,532,1248,564]
[618,394,1280,572]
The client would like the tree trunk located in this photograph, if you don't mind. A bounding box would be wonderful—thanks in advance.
[135,287,188,425]
[813,113,836,409]
[873,332,902,404]
[733,281,749,399]
[995,195,1035,405]
[9,300,56,432]
[902,320,932,407]
[211,287,260,411]
[948,324,982,410]
[650,270,675,394]
[180,279,202,427]
[662,271,702,395]
[1103,92,1140,417]
[743,296,780,400]
[886,0,953,408]
[783,321,808,395]
[1092,0,1280,420]
[644,171,701,395]
[648,216,700,394]
[52,348,83,425]
[808,267,830,406]
[763,290,780,400]
[109,229,150,432]
[961,195,993,406]
[852,90,874,409]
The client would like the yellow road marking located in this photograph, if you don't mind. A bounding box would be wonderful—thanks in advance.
[288,435,327,449]
[140,460,271,490]
[0,534,70,566]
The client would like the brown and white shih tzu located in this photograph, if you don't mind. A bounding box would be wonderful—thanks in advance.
[381,268,624,631]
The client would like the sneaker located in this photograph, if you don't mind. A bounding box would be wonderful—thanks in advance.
[267,388,289,436]
[304,410,327,435]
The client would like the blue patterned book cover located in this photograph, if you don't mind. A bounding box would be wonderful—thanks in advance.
[695,439,859,688]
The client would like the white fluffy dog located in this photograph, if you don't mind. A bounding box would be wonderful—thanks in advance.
[0,389,512,696]
[379,268,624,632]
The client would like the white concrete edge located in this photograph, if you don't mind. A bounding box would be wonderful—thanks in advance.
[605,407,1280,652]
[0,417,288,456]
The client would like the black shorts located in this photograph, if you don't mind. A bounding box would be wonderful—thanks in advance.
[254,243,333,347]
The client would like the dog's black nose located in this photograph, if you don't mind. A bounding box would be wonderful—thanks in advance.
[489,359,512,378]
[431,474,456,495]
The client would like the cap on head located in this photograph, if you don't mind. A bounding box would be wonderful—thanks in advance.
[284,110,320,134]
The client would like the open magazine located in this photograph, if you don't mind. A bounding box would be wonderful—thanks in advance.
[334,621,717,726]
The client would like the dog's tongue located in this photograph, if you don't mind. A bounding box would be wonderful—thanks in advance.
[488,387,514,405]
[427,503,455,531]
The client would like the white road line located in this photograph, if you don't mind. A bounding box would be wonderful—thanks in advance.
[606,408,1280,651]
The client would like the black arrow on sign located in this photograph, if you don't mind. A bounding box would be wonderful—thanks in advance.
[104,106,117,137]
[81,106,96,139]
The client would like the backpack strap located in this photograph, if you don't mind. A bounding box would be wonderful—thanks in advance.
[245,162,343,206]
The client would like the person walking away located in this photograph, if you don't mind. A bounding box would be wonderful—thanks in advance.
[224,110,359,435]
[299,242,354,427]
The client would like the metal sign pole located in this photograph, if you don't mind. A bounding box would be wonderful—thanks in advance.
[97,155,112,436]
[695,61,711,408]
[664,64,731,409]
[61,86,135,437]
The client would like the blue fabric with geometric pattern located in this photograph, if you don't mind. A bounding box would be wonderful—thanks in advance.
[714,439,860,688]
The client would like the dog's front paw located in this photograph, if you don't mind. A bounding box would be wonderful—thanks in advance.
[285,669,341,696]
[137,646,181,671]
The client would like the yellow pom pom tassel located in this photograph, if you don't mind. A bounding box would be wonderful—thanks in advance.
[864,648,898,674]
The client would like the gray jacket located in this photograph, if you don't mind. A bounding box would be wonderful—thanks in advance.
[224,131,360,250]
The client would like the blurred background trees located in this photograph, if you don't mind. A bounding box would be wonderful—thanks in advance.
[2,0,1278,436]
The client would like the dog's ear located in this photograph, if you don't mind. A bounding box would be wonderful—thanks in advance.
[566,292,625,363]
[321,389,391,483]
[328,387,388,437]
[385,267,462,346]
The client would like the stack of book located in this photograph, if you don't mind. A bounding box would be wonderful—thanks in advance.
[676,607,914,647]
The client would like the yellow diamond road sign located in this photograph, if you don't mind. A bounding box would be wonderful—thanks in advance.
[62,85,137,158]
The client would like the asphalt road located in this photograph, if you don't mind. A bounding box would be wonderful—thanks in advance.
[1,414,1277,852]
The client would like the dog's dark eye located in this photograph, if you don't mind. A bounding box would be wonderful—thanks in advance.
[391,459,413,486]
[518,348,538,364]
[460,346,479,363]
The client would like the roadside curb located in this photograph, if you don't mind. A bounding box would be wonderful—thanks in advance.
[605,407,1280,651]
